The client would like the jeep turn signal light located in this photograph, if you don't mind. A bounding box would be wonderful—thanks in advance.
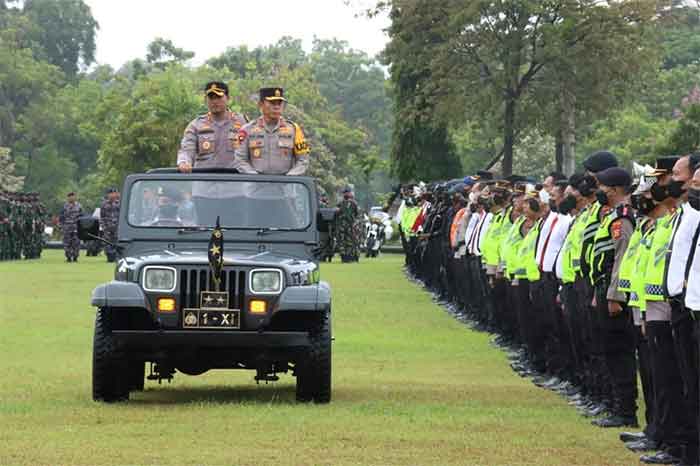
[249,299,267,314]
[157,298,176,312]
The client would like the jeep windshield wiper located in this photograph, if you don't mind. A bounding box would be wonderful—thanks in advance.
[177,226,222,235]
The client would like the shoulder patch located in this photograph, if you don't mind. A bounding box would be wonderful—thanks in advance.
[237,129,248,143]
[611,219,623,240]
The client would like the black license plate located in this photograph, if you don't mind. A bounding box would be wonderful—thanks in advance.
[182,309,240,329]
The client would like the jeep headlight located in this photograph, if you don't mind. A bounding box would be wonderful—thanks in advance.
[250,269,283,294]
[143,267,176,292]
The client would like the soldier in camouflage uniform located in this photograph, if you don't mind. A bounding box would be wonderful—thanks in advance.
[60,192,83,262]
[101,188,120,262]
[336,187,361,263]
[30,193,46,259]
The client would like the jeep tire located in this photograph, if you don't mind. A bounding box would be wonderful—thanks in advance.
[295,311,332,403]
[92,308,130,402]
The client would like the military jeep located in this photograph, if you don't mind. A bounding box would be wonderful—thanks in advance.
[79,169,334,403]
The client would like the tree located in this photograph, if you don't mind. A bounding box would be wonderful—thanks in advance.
[380,0,662,177]
[382,1,462,181]
[0,146,24,191]
[146,38,194,68]
[661,103,700,155]
[22,0,98,77]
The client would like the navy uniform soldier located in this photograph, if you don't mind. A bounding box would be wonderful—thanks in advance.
[233,87,310,175]
[176,81,248,173]
[59,192,83,262]
[100,188,120,263]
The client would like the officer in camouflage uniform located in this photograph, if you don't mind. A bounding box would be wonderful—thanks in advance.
[336,187,361,263]
[60,192,83,262]
[234,87,310,176]
[30,193,46,259]
[101,187,120,262]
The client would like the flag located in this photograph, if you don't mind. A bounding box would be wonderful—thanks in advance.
[208,216,224,291]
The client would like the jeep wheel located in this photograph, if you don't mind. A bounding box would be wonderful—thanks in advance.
[128,361,145,391]
[92,308,130,402]
[296,311,332,403]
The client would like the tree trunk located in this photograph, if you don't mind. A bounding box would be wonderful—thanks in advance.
[555,131,563,174]
[560,87,576,176]
[502,97,515,177]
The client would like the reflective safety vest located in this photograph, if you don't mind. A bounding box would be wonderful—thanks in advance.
[401,206,421,238]
[632,224,656,312]
[502,216,525,279]
[514,219,541,281]
[590,204,634,285]
[618,218,649,292]
[581,202,602,277]
[482,207,508,267]
[643,212,675,302]
[560,208,588,284]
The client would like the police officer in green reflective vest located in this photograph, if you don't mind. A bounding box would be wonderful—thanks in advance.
[589,167,638,428]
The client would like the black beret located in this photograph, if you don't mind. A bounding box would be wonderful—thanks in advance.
[583,150,619,173]
[596,167,632,188]
[67,192,76,196]
[204,81,228,97]
[505,174,526,184]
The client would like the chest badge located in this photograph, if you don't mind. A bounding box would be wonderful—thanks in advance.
[253,148,262,158]
[202,141,211,151]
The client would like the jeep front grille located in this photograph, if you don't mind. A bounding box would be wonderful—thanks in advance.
[179,268,246,309]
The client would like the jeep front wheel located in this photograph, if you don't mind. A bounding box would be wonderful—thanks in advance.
[295,311,332,403]
[92,308,130,402]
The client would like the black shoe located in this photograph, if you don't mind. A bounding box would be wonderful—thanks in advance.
[591,415,638,428]
[620,431,646,443]
[640,451,680,464]
[625,439,659,452]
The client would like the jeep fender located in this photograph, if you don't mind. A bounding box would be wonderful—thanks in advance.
[91,281,151,311]
[275,281,331,313]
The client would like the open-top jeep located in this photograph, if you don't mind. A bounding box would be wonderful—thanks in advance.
[79,169,334,403]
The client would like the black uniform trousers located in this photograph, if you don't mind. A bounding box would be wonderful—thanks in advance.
[635,323,657,442]
[647,320,690,457]
[670,301,699,464]
[594,283,637,418]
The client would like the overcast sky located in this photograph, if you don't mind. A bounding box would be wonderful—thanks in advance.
[83,0,390,69]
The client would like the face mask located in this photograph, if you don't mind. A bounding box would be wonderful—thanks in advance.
[689,188,700,211]
[558,194,577,215]
[468,192,478,204]
[579,175,597,197]
[667,179,687,199]
[539,189,550,204]
[595,189,609,206]
[650,183,668,202]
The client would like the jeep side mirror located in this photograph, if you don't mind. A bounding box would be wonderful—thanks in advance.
[78,216,100,241]
[317,208,337,232]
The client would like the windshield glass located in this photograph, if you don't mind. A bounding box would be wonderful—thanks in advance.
[127,179,311,229]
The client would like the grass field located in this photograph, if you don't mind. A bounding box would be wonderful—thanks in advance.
[0,250,641,466]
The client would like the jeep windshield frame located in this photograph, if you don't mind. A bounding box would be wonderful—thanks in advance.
[117,172,319,245]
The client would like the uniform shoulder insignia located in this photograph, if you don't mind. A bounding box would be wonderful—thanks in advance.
[611,219,623,240]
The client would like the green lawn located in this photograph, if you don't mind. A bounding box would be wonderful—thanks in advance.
[0,250,640,466]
